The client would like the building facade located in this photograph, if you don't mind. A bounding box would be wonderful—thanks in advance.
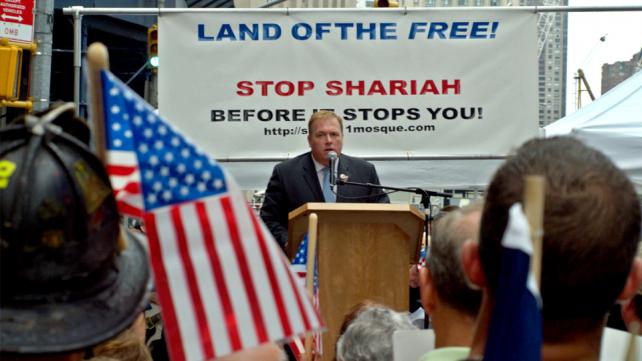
[601,49,642,94]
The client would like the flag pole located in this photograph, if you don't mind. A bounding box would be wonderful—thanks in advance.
[87,42,127,252]
[87,42,109,165]
[304,213,319,360]
[523,175,545,288]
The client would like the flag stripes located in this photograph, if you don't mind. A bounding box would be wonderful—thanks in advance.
[143,213,186,361]
[195,202,242,352]
[170,206,216,359]
[146,193,322,361]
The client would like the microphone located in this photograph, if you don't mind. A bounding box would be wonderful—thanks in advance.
[328,151,338,186]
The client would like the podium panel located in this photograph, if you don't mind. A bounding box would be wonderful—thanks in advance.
[288,203,424,360]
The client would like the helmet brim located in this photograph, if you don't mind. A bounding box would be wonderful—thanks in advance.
[0,228,150,354]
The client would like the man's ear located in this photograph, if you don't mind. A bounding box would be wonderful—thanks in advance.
[618,258,642,301]
[621,298,638,331]
[461,239,486,289]
[419,266,436,314]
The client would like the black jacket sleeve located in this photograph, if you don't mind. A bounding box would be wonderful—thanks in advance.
[259,164,289,251]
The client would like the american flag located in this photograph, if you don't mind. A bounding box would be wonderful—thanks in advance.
[290,236,323,359]
[104,83,143,218]
[484,203,542,360]
[101,69,323,361]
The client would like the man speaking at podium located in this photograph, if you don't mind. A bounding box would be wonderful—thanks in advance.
[260,110,390,251]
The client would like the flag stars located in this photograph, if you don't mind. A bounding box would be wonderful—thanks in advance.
[214,179,224,189]
[164,152,174,162]
[112,122,121,131]
[158,126,167,136]
[124,130,132,138]
[139,144,148,154]
[180,187,189,196]
[113,139,122,147]
[147,193,157,204]
[122,113,130,121]
[111,105,120,114]
[154,140,164,150]
[185,174,195,184]
[169,178,178,188]
[149,155,159,166]
[147,113,156,123]
[143,128,153,139]
[160,167,169,176]
[202,171,211,180]
[194,160,202,169]
[177,164,186,174]
[153,182,162,191]
[145,170,154,180]
[171,137,180,147]
[181,148,190,159]
[197,182,206,192]
[133,116,143,126]
[109,87,119,96]
[135,102,144,111]
[162,191,172,201]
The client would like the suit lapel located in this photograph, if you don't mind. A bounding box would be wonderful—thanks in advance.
[302,153,324,201]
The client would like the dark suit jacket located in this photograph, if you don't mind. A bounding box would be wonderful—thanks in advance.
[260,152,390,251]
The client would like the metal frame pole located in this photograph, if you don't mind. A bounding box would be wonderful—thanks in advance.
[72,6,83,113]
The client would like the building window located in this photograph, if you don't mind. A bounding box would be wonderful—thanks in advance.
[458,0,467,5]
[426,0,435,5]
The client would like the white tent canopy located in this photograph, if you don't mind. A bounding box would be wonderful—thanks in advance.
[545,70,642,193]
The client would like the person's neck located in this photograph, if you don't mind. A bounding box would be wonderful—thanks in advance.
[311,154,328,167]
[467,290,493,359]
[468,292,604,361]
[432,304,475,349]
[540,327,603,361]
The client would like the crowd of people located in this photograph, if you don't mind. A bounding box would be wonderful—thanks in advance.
[1,106,640,361]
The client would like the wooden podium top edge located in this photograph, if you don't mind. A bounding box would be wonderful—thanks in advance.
[288,202,425,221]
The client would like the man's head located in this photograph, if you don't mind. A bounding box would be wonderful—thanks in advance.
[470,137,641,342]
[421,204,482,319]
[307,110,343,166]
[335,306,416,361]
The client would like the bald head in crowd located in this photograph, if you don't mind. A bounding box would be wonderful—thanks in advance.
[462,137,642,360]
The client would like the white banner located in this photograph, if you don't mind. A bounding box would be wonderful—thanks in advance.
[159,9,538,160]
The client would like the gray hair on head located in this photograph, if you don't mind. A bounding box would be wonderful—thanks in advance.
[335,306,417,361]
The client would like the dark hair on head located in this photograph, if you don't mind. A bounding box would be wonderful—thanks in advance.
[479,137,641,342]
[428,203,482,317]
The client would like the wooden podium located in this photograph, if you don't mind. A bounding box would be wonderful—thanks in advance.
[288,203,425,360]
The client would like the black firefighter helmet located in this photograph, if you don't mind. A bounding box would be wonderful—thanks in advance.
[0,104,150,354]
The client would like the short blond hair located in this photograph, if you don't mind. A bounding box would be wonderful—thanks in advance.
[308,110,343,134]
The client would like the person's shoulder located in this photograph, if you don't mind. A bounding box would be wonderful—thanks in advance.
[341,153,374,167]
